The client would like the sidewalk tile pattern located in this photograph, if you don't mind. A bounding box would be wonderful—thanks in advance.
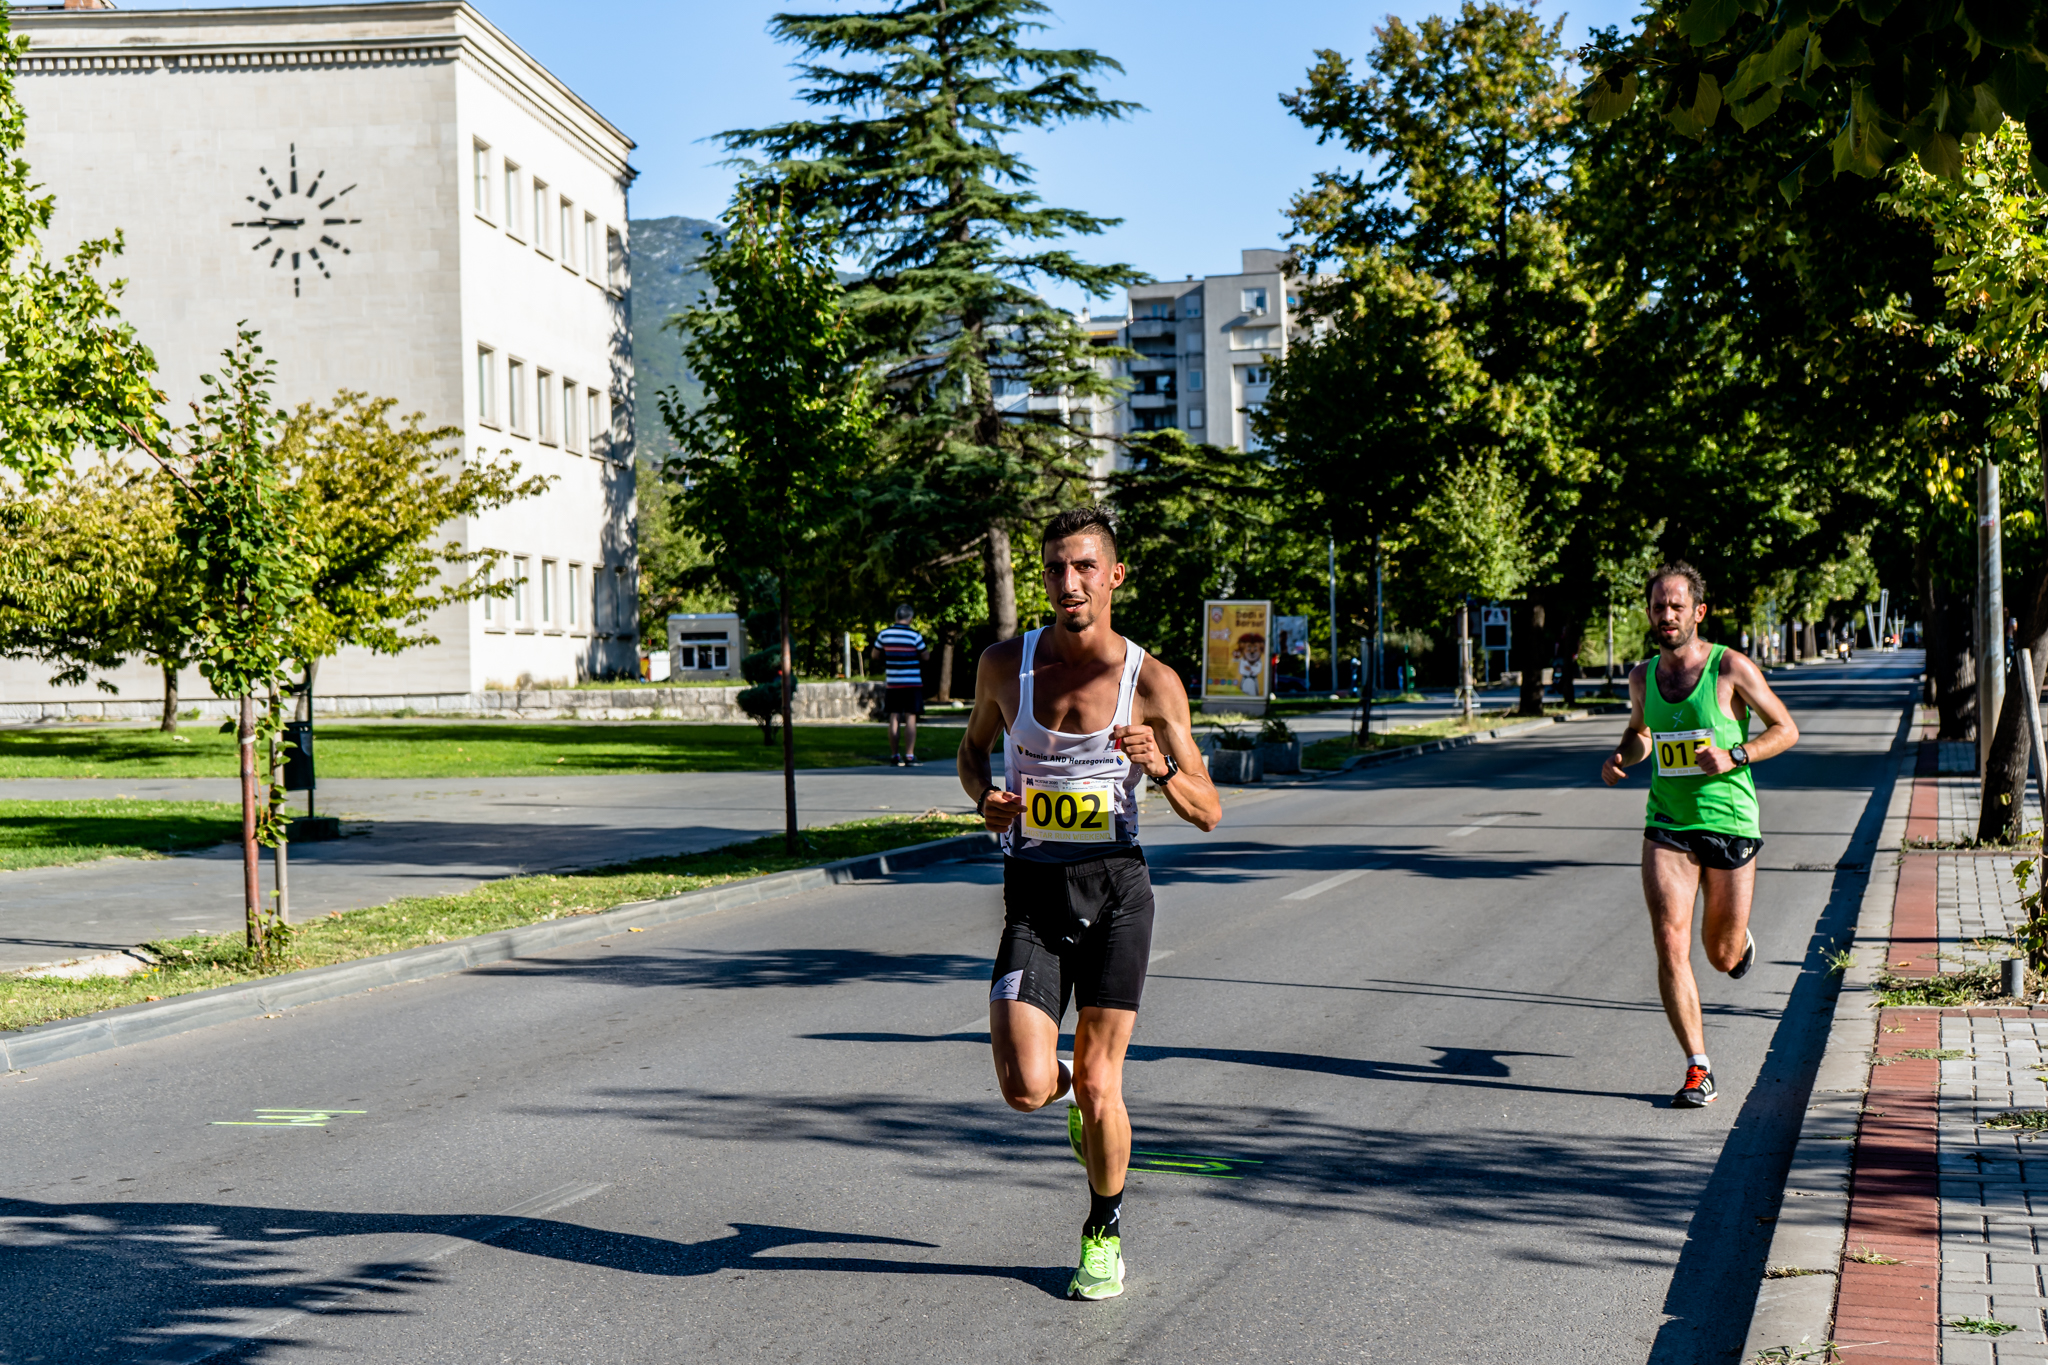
[1939,1011,2048,1360]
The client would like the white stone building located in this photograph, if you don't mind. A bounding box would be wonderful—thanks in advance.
[0,0,638,715]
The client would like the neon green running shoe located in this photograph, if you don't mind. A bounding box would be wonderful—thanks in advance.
[1067,1103,1086,1166]
[1068,1233,1124,1300]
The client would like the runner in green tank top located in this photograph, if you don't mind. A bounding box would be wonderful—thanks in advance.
[1601,563,1799,1108]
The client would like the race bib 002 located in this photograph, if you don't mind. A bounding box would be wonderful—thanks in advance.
[1021,775,1115,843]
[1653,728,1714,778]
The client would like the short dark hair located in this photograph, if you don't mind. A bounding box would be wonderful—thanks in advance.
[1041,505,1120,560]
[1646,561,1708,608]
[894,602,915,623]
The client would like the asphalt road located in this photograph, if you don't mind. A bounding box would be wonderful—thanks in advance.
[0,653,1915,1363]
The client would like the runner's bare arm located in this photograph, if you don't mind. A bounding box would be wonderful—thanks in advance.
[1114,658,1221,832]
[1695,650,1798,775]
[1601,664,1652,785]
[959,640,1025,834]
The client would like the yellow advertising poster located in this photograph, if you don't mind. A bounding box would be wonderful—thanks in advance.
[1203,600,1271,701]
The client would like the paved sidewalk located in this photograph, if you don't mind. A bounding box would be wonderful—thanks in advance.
[1822,714,2048,1363]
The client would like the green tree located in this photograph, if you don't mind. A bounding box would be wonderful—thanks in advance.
[127,327,314,963]
[662,197,874,852]
[275,392,550,706]
[723,0,1142,641]
[1281,1,1598,716]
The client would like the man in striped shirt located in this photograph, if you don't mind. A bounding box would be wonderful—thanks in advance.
[871,603,929,766]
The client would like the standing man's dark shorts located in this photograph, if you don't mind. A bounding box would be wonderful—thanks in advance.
[884,685,924,717]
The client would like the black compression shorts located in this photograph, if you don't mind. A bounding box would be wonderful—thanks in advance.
[990,850,1155,1022]
[1644,826,1763,870]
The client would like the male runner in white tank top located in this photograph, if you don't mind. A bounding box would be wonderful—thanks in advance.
[959,506,1221,1301]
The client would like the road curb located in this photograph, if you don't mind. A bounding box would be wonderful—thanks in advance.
[1738,706,1917,1363]
[1334,712,1576,773]
[0,829,998,1073]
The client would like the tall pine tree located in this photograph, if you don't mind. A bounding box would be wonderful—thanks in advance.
[723,0,1142,640]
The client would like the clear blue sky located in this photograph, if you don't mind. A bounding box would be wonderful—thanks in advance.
[116,0,1650,307]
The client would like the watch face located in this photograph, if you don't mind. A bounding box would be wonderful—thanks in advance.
[232,143,361,297]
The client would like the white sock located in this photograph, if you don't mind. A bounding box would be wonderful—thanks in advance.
[1687,1053,1711,1072]
[1051,1059,1073,1104]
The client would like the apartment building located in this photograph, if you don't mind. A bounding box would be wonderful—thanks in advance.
[0,1,637,710]
[1122,248,1298,452]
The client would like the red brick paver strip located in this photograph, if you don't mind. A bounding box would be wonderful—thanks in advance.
[1835,1008,1942,1363]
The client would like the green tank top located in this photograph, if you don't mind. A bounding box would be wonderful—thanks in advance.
[1644,643,1760,838]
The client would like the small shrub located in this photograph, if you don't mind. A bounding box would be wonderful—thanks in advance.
[1214,727,1255,751]
[1874,965,2001,1007]
[1985,1110,2048,1131]
[1258,716,1296,744]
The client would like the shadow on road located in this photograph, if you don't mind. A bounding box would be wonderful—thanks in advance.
[470,946,990,992]
[0,1199,1066,1361]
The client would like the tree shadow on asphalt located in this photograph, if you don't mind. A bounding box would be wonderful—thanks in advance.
[0,1200,1068,1362]
[507,1087,1713,1267]
[471,946,992,992]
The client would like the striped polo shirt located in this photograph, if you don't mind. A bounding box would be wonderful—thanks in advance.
[875,625,926,687]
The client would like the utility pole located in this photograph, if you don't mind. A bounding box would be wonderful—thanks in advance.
[1458,600,1476,722]
[1604,583,1615,694]
[1373,537,1383,698]
[1327,534,1339,694]
[1981,460,2005,777]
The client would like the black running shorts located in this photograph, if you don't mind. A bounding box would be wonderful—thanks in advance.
[882,685,924,717]
[990,850,1155,1022]
[1644,826,1763,870]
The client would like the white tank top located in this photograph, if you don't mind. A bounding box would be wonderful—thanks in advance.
[1001,626,1147,863]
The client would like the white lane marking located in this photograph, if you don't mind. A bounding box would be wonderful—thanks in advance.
[130,1182,611,1363]
[1446,813,1510,839]
[1282,866,1383,902]
[1149,949,1175,963]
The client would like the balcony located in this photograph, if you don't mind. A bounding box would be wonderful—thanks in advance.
[1128,318,1175,339]
[1131,392,1171,408]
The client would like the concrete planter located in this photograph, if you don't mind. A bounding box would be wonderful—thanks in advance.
[1256,739,1301,774]
[1208,746,1263,785]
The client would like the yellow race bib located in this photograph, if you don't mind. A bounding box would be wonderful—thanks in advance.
[1021,775,1116,843]
[1653,728,1713,778]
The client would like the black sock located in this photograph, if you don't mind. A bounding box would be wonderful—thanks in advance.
[1084,1185,1123,1239]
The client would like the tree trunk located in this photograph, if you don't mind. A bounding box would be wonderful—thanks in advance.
[1926,588,1977,739]
[985,522,1018,641]
[935,623,958,703]
[159,662,179,734]
[1802,619,1819,660]
[297,657,318,723]
[779,572,797,857]
[1977,406,2048,841]
[266,683,289,926]
[239,693,261,955]
[1515,600,1547,716]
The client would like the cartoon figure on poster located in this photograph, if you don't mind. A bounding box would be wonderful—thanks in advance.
[1203,600,1271,701]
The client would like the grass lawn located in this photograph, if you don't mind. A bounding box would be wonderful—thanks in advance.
[0,721,957,781]
[0,811,983,1033]
[1301,710,1557,770]
[0,798,244,871]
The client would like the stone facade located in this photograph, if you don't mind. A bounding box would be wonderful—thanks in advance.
[0,1,638,709]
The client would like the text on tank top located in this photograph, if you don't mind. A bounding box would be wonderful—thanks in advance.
[1001,627,1147,862]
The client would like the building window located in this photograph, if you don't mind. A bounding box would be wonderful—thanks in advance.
[1145,301,1170,320]
[1240,365,1272,386]
[606,227,625,292]
[1229,327,1276,351]
[1241,287,1268,315]
[481,561,495,622]
[472,141,491,220]
[612,567,633,632]
[503,161,523,238]
[532,179,550,255]
[541,559,557,624]
[535,369,555,444]
[476,345,496,423]
[559,198,576,268]
[1188,369,1203,391]
[1184,294,1202,318]
[1187,407,1205,429]
[511,556,530,622]
[587,388,604,457]
[567,563,582,627]
[507,359,527,433]
[561,377,579,453]
[583,213,598,277]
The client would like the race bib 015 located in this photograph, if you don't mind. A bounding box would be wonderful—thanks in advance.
[1021,775,1115,843]
[1653,728,1714,778]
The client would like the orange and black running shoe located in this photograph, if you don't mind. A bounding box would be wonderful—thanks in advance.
[1673,1065,1717,1108]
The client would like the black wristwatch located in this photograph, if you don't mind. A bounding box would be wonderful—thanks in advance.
[1153,754,1180,786]
[1730,744,1751,768]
